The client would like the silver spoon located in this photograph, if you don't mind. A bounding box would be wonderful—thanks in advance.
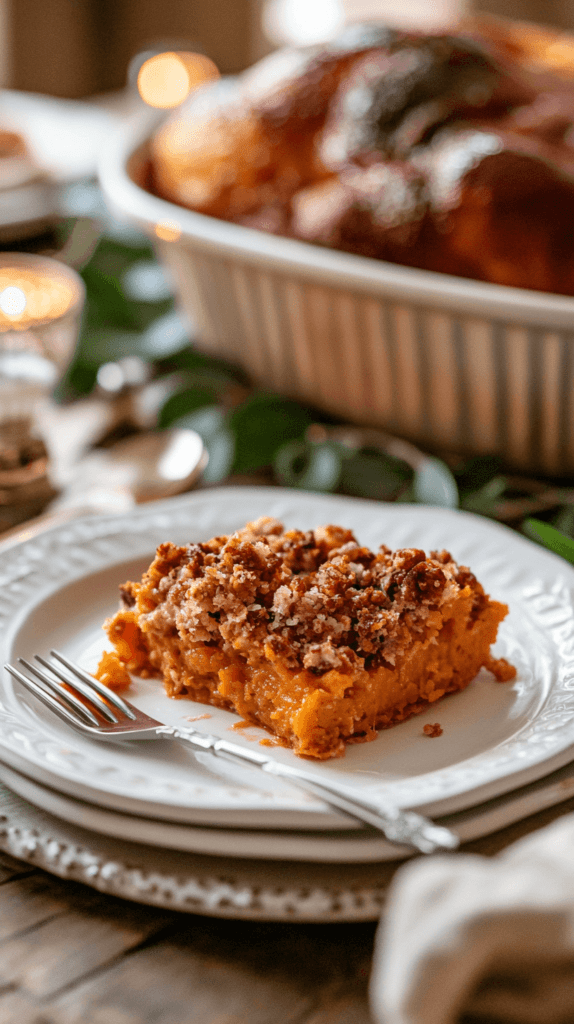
[95,427,207,503]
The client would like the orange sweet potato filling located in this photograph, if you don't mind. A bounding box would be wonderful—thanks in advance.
[97,518,514,759]
[94,650,133,693]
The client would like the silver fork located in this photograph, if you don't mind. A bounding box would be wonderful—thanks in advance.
[4,650,459,855]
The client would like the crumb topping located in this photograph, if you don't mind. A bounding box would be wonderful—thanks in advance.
[125,518,488,676]
[423,722,443,737]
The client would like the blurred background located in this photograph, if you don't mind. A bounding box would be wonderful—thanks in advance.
[1,0,574,97]
[3,0,574,563]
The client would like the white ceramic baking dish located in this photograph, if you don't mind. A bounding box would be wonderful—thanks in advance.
[99,106,574,476]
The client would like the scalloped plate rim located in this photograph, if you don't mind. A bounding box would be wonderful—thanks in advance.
[1,486,574,829]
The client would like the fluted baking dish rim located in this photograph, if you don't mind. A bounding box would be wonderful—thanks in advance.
[99,107,574,332]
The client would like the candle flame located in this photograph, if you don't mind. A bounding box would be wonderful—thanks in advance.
[137,51,219,109]
[0,286,27,317]
[0,267,76,329]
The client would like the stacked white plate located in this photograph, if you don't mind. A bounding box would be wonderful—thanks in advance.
[1,488,574,910]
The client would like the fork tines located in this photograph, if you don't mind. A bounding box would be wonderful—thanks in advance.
[5,650,135,727]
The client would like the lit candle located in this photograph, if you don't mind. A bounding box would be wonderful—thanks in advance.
[136,51,219,109]
[0,253,85,424]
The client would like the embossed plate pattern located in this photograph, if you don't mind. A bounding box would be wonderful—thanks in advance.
[1,487,574,839]
[0,780,393,920]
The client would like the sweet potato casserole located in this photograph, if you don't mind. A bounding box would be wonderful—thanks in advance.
[148,17,574,295]
[98,518,514,759]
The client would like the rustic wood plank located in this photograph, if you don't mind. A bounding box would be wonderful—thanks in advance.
[0,990,46,1024]
[49,936,316,1024]
[0,899,173,998]
[0,858,35,886]
[45,917,378,1024]
[0,875,71,942]
[158,918,377,989]
[0,849,35,875]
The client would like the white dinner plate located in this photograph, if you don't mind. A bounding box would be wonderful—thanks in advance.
[1,486,574,831]
[0,777,395,920]
[3,754,574,863]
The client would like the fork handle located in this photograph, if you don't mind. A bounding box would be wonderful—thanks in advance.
[155,725,459,855]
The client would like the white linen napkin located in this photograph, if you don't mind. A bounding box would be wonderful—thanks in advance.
[370,813,574,1024]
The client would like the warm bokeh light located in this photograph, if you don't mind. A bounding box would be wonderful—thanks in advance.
[138,53,189,108]
[0,267,76,329]
[155,220,182,242]
[535,40,574,76]
[178,52,220,90]
[0,286,27,317]
[137,52,219,109]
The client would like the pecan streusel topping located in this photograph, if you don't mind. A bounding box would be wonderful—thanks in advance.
[137,517,476,674]
[100,515,514,758]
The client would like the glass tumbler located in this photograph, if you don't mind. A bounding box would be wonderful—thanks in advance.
[0,252,85,531]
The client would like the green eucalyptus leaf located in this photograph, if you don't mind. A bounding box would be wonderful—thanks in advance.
[82,246,173,334]
[88,234,153,267]
[59,229,186,400]
[462,476,508,515]
[73,328,146,365]
[173,406,227,440]
[81,269,142,332]
[454,455,503,495]
[180,367,238,397]
[158,346,244,382]
[553,505,574,538]
[136,311,190,359]
[129,297,174,332]
[122,261,172,303]
[54,361,98,401]
[274,440,343,492]
[339,449,412,500]
[229,393,312,472]
[523,518,574,563]
[414,457,459,508]
[158,366,236,429]
[130,307,184,353]
[158,389,217,428]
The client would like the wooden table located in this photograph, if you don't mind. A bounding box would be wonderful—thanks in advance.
[1,799,573,1024]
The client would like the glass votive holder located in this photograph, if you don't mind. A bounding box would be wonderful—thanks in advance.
[0,253,85,531]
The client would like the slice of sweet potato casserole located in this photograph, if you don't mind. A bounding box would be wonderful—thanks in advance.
[98,518,515,759]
